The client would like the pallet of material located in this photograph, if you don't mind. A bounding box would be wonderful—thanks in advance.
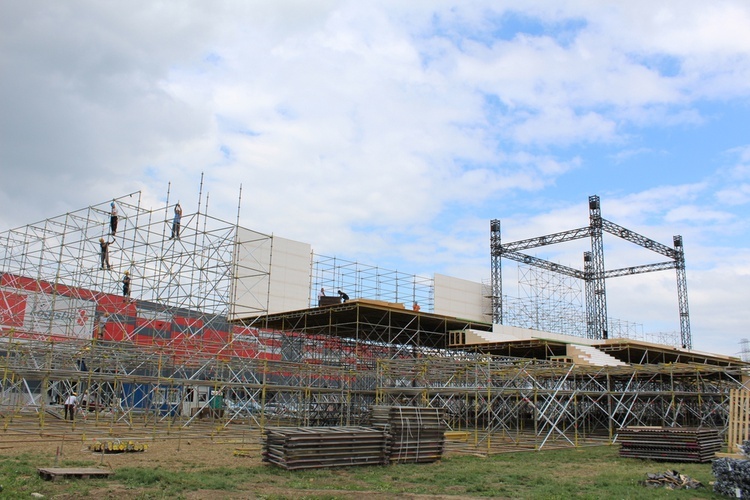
[617,426,722,463]
[38,467,113,481]
[371,406,447,464]
[262,426,389,470]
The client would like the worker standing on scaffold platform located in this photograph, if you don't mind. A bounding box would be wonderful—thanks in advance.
[169,203,182,240]
[110,201,118,235]
[64,392,78,420]
[99,237,114,270]
[122,271,131,298]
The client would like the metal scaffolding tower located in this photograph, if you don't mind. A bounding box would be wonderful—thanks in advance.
[490,195,693,349]
[0,188,733,455]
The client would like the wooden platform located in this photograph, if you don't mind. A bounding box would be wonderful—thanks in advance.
[38,467,113,481]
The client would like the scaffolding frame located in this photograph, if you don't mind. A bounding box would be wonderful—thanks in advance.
[311,255,434,310]
[0,190,744,453]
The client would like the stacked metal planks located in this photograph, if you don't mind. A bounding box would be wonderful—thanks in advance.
[262,426,390,470]
[371,405,447,464]
[618,426,722,463]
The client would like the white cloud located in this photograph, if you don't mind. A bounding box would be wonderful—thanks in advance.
[2,1,750,356]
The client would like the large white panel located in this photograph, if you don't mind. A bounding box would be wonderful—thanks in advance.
[230,230,311,319]
[433,274,490,322]
[267,236,311,315]
[229,227,273,320]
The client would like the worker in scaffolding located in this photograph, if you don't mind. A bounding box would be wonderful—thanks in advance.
[64,392,78,420]
[169,202,182,240]
[122,271,131,298]
[338,290,349,302]
[99,237,114,270]
[110,201,118,235]
[96,312,109,340]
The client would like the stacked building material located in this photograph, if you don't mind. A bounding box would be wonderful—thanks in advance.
[262,426,389,470]
[618,426,722,463]
[371,405,447,464]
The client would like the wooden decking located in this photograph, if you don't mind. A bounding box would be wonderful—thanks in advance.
[37,467,113,481]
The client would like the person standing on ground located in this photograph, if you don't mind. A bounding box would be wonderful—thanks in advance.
[110,201,118,235]
[122,271,131,298]
[99,237,114,270]
[170,203,182,240]
[64,392,78,420]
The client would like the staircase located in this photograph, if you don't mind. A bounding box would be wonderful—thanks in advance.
[566,344,628,367]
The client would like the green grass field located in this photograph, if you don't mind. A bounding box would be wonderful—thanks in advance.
[0,445,723,499]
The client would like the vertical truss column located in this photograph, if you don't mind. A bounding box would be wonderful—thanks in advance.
[673,236,692,349]
[583,252,596,339]
[490,219,502,324]
[588,196,608,339]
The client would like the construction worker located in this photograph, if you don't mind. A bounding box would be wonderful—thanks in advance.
[94,311,109,341]
[169,203,182,240]
[99,237,114,270]
[64,392,78,420]
[110,201,118,235]
[122,271,131,297]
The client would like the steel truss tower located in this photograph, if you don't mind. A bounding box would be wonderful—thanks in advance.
[490,195,692,349]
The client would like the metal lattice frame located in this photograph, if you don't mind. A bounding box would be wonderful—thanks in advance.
[490,195,692,347]
[311,255,434,311]
[0,190,729,452]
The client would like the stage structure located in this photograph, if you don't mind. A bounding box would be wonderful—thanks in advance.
[491,195,692,349]
[0,189,745,455]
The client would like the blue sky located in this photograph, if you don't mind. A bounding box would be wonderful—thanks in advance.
[1,1,749,356]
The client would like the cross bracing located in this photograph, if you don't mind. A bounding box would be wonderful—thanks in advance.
[0,190,744,454]
[490,195,693,348]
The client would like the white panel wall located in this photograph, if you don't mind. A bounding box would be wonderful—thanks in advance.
[230,227,273,320]
[230,229,312,319]
[433,273,490,322]
[267,236,311,314]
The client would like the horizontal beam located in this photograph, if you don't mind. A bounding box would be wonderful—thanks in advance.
[604,261,677,278]
[601,219,676,259]
[498,250,584,279]
[492,227,591,253]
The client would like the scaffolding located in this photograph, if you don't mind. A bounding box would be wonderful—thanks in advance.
[0,190,746,453]
[311,255,434,310]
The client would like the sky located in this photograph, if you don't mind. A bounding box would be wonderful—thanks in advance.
[1,1,750,357]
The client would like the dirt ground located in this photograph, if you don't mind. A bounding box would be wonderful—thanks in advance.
[0,417,466,499]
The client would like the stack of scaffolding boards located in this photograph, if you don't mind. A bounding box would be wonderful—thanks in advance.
[262,426,390,470]
[618,426,722,463]
[370,405,447,464]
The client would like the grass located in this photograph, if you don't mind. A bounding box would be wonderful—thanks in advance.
[0,445,723,499]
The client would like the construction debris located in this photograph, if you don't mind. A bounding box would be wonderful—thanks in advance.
[618,426,721,462]
[713,457,750,498]
[88,440,148,453]
[642,470,703,490]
